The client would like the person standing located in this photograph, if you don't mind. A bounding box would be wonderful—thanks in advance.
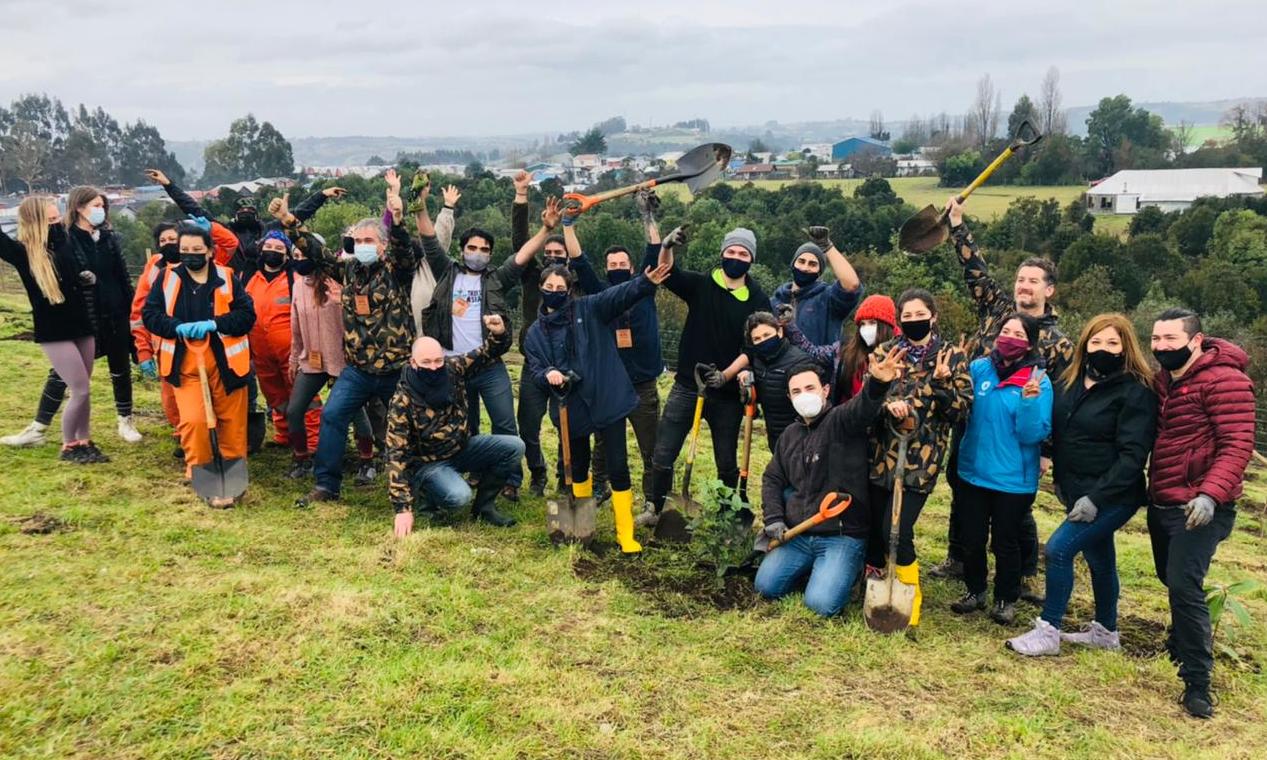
[784,293,898,405]
[769,225,863,347]
[1147,308,1255,719]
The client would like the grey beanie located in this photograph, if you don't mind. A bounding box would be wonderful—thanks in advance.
[794,242,825,270]
[721,227,757,261]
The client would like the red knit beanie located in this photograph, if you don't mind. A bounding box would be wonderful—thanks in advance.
[854,294,896,328]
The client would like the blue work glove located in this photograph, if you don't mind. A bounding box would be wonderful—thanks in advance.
[188,215,212,232]
[174,322,196,339]
[1067,495,1097,523]
[138,358,158,380]
[190,319,218,339]
[1184,494,1216,531]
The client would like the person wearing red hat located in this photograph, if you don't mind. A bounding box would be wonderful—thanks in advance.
[784,292,898,404]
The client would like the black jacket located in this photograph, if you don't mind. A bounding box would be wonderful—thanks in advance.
[761,377,890,538]
[745,339,817,447]
[70,225,132,322]
[1051,370,1157,509]
[0,227,95,343]
[664,265,769,400]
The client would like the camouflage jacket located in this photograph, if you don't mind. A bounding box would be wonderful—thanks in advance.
[339,222,426,374]
[952,223,1074,377]
[869,336,974,493]
[386,331,511,512]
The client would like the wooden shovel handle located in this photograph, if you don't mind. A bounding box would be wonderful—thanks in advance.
[186,338,217,431]
[563,178,661,213]
[769,493,853,549]
[944,118,1044,214]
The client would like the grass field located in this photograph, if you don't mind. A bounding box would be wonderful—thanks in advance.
[1,290,1266,758]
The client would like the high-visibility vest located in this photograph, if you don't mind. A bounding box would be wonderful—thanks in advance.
[156,264,251,378]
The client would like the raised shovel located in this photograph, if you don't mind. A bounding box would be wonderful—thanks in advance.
[563,143,733,213]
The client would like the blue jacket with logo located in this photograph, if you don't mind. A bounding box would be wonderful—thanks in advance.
[959,357,1053,495]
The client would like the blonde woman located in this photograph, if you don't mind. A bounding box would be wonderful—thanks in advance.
[0,197,105,463]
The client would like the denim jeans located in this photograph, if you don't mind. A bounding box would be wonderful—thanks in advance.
[313,366,401,495]
[1148,503,1237,689]
[465,360,521,487]
[516,369,550,481]
[409,434,525,512]
[1041,503,1137,630]
[648,381,742,510]
[754,533,866,617]
[959,481,1036,603]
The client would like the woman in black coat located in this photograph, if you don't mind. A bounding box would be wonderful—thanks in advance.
[1006,312,1157,656]
[739,311,825,449]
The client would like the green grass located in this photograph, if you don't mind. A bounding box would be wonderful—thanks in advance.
[1,290,1265,758]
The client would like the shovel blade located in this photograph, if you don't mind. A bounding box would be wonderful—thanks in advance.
[680,143,733,194]
[863,576,917,634]
[898,204,948,254]
[191,457,248,502]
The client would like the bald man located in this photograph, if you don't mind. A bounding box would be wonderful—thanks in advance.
[386,314,524,536]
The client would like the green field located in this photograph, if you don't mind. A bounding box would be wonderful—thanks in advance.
[1,290,1265,758]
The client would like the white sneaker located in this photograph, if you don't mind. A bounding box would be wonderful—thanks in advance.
[1006,617,1062,656]
[1060,621,1121,651]
[1,421,47,446]
[117,415,142,444]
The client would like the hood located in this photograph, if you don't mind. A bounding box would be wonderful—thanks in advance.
[1188,337,1250,374]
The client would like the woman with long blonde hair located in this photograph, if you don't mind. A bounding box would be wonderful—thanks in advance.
[0,196,105,462]
[1007,312,1157,656]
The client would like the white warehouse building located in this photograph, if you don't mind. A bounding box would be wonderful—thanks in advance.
[1086,167,1264,215]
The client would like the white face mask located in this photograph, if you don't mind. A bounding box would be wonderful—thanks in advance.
[352,243,379,265]
[859,323,879,347]
[792,392,825,419]
[86,207,106,226]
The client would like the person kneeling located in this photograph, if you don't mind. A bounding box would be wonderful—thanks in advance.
[387,316,525,537]
[753,347,904,616]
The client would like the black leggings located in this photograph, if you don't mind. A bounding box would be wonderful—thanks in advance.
[959,481,1037,603]
[36,316,133,423]
[569,419,630,492]
[866,483,930,568]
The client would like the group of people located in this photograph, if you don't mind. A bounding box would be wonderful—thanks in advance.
[0,173,1255,719]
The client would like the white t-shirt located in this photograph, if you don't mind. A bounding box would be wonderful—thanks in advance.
[448,272,483,356]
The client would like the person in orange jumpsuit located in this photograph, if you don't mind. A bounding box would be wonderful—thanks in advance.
[141,221,255,507]
[244,229,320,450]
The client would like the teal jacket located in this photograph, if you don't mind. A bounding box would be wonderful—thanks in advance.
[959,357,1053,495]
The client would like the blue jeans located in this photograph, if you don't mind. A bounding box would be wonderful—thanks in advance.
[465,360,521,486]
[314,366,401,495]
[409,434,525,512]
[753,534,866,617]
[1041,503,1137,630]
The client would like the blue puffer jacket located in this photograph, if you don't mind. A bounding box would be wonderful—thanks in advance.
[959,357,1053,495]
[523,275,658,437]
[770,279,862,346]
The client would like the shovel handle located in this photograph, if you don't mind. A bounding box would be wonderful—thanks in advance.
[186,338,217,431]
[559,404,573,486]
[944,118,1044,214]
[768,492,853,550]
[563,179,660,214]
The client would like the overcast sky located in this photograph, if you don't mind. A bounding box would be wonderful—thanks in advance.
[2,0,1265,140]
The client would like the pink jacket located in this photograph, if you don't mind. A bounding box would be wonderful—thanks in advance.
[290,276,348,377]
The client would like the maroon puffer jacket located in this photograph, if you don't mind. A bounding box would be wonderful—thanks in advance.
[1149,338,1256,506]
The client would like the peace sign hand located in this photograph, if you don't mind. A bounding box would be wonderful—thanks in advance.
[933,344,953,381]
[869,345,908,383]
[1022,367,1046,399]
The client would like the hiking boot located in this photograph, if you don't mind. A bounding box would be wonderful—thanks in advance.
[59,444,90,464]
[1007,618,1061,656]
[991,600,1018,626]
[353,460,378,486]
[633,501,660,528]
[472,484,517,527]
[2,421,47,446]
[287,458,314,480]
[928,557,963,579]
[1060,621,1121,651]
[116,415,142,444]
[83,441,110,463]
[500,485,520,503]
[1019,577,1046,606]
[593,481,612,506]
[306,487,338,503]
[528,473,547,497]
[951,591,988,614]
[206,496,236,510]
[1180,684,1214,719]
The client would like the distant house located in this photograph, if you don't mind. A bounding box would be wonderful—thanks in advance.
[896,158,937,177]
[831,136,892,162]
[1086,168,1264,215]
[657,151,686,165]
[816,163,852,180]
[212,177,297,195]
[733,163,776,180]
[800,143,834,161]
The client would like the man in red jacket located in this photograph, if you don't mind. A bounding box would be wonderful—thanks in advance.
[1147,307,1255,719]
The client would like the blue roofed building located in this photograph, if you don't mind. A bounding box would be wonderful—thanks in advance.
[831,136,892,162]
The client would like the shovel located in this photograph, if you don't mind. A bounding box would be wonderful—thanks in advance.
[752,492,854,553]
[898,119,1043,254]
[735,372,758,527]
[864,424,917,634]
[188,338,248,505]
[654,364,710,543]
[563,143,733,213]
[546,371,581,544]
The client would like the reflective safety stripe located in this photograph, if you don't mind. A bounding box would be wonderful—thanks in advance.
[224,339,250,359]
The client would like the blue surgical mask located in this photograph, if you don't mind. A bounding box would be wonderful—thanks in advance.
[353,243,379,265]
[87,207,106,226]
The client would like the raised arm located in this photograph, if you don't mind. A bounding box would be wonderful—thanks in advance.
[512,197,563,267]
[292,186,345,223]
[147,169,209,218]
[434,184,460,253]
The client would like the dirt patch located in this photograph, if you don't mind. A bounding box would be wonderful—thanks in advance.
[1117,614,1167,658]
[12,512,70,535]
[573,552,760,617]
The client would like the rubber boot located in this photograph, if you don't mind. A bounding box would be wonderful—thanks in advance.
[571,477,596,546]
[472,481,516,527]
[895,561,922,627]
[247,411,267,455]
[546,493,575,546]
[611,489,642,554]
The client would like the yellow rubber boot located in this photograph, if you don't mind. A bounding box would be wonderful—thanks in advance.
[571,478,596,544]
[895,561,922,627]
[611,489,643,554]
[572,477,593,499]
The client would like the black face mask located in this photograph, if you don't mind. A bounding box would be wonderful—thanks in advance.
[293,259,316,277]
[47,224,67,249]
[1153,344,1193,372]
[753,336,784,360]
[900,318,932,342]
[791,267,818,288]
[261,250,286,269]
[405,364,451,407]
[159,242,180,264]
[607,269,632,285]
[544,256,569,269]
[541,289,569,311]
[721,257,751,279]
[235,211,257,226]
[181,253,208,272]
[1085,349,1125,379]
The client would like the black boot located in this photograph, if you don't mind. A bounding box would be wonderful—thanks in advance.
[472,482,517,527]
[247,411,267,455]
[1181,684,1214,719]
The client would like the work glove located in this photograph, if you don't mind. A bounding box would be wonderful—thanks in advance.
[763,521,788,543]
[775,303,794,324]
[174,322,197,339]
[662,224,689,251]
[635,189,660,221]
[1067,495,1097,523]
[187,215,212,233]
[696,362,725,389]
[138,358,158,380]
[1184,494,1216,530]
[804,225,834,252]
